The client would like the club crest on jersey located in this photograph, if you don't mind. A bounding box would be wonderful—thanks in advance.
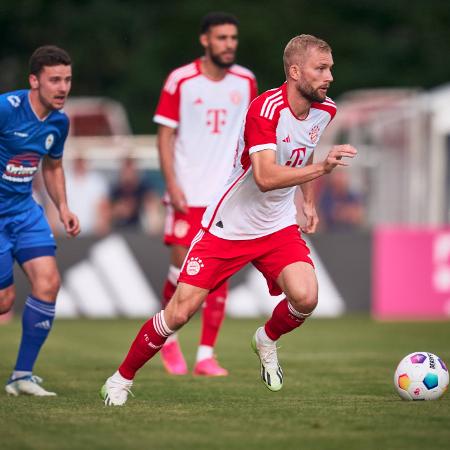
[230,90,242,105]
[45,134,55,150]
[186,257,204,276]
[309,125,320,144]
[174,219,190,238]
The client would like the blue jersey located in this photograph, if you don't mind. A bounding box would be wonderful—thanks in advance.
[0,89,69,216]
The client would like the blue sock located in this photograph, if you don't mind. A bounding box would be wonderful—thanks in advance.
[13,295,55,373]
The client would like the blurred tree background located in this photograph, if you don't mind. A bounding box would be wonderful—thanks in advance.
[1,0,449,133]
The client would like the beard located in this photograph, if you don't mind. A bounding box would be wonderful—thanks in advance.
[296,80,327,103]
[38,92,56,111]
[38,91,64,111]
[209,49,236,69]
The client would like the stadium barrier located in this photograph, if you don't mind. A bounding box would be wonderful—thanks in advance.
[12,231,371,318]
[373,227,450,319]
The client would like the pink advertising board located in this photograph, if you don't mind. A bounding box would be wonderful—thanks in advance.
[373,227,450,319]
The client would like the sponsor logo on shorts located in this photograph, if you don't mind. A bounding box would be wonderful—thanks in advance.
[174,219,190,238]
[186,257,204,276]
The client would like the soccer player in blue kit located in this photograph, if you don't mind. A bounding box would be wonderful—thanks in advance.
[0,46,80,396]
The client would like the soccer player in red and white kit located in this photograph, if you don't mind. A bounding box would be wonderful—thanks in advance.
[101,34,357,405]
[153,12,257,376]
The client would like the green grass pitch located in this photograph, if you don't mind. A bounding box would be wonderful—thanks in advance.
[1,316,449,450]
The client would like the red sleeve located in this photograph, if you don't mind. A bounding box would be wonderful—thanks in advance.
[153,76,180,127]
[244,97,278,153]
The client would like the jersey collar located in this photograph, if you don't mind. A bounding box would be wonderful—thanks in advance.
[26,91,51,122]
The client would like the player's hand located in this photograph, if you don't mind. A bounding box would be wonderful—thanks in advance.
[168,182,188,213]
[323,145,357,173]
[301,202,319,234]
[59,206,81,237]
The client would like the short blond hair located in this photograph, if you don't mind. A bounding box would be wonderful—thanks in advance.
[283,34,331,77]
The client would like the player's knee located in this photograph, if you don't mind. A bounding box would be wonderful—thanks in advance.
[171,309,191,328]
[170,301,196,328]
[0,289,15,314]
[289,287,318,314]
[34,272,61,298]
[170,291,203,328]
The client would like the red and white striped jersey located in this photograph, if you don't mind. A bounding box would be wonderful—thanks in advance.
[202,83,336,239]
[153,59,258,206]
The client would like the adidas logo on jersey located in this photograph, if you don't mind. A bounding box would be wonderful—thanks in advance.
[35,320,51,330]
[194,98,203,105]
[282,135,291,143]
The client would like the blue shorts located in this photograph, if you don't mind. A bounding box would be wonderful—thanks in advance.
[0,202,56,289]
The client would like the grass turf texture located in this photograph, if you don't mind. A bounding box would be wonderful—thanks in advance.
[0,316,449,450]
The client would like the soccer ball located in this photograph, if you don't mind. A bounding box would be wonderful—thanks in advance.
[394,352,449,400]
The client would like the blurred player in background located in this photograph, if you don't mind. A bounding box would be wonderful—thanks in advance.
[101,34,357,405]
[0,46,80,396]
[153,12,257,376]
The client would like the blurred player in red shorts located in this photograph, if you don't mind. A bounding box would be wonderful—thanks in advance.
[101,34,357,405]
[153,12,257,376]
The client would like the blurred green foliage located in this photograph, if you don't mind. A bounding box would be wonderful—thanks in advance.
[1,0,449,133]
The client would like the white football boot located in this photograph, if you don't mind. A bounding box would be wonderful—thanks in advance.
[5,375,57,396]
[100,375,134,406]
[251,327,283,392]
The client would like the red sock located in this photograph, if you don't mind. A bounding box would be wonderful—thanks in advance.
[200,283,228,347]
[118,311,172,379]
[264,298,308,341]
[162,279,177,308]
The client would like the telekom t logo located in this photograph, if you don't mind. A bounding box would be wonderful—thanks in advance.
[207,109,227,134]
[285,147,306,167]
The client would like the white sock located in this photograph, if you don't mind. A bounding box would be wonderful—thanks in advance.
[196,345,213,362]
[257,327,276,345]
[111,370,133,384]
[12,370,32,380]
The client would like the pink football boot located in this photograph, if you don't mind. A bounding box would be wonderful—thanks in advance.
[160,340,188,375]
[193,357,228,376]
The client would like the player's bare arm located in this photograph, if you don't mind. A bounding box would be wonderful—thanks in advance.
[300,153,319,234]
[42,155,80,237]
[250,144,357,192]
[157,124,188,213]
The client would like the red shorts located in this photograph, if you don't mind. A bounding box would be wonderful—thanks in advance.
[164,206,206,247]
[179,225,314,296]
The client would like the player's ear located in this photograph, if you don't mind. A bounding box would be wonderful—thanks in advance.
[288,64,300,81]
[29,74,39,89]
[199,32,208,49]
